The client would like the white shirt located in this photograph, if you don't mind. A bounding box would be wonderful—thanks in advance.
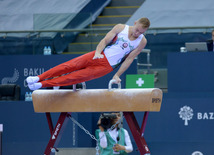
[98,128,133,153]
[104,25,144,68]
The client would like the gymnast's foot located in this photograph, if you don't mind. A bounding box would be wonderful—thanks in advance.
[26,76,40,84]
[28,82,42,90]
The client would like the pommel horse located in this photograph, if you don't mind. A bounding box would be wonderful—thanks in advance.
[32,80,163,155]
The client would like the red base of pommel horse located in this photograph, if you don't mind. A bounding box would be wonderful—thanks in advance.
[32,82,163,155]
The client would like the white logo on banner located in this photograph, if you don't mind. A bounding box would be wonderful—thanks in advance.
[178,106,194,126]
[136,78,144,87]
[179,106,214,126]
[1,68,19,84]
[192,151,203,155]
[197,112,214,120]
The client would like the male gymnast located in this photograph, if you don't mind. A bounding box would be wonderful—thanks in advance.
[26,17,150,90]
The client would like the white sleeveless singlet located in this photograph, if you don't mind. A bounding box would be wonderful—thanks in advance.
[104,25,144,69]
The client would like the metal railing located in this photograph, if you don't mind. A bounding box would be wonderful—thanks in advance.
[0,26,214,36]
[0,28,111,37]
[137,49,152,73]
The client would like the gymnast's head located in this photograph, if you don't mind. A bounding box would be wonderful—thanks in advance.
[132,17,150,38]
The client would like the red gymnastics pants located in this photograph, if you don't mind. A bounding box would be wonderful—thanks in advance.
[38,51,113,88]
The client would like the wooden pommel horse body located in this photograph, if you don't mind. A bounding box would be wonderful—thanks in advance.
[32,88,163,155]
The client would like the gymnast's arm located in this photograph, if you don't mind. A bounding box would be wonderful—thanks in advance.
[113,37,147,83]
[93,24,125,59]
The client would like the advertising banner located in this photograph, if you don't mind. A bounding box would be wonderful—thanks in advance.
[126,74,154,88]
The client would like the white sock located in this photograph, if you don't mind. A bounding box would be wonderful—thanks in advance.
[26,76,40,84]
[28,82,42,90]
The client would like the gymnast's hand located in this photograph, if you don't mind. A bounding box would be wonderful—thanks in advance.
[93,52,104,59]
[113,75,121,83]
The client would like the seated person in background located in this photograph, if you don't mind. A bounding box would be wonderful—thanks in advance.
[95,112,133,155]
[206,30,214,52]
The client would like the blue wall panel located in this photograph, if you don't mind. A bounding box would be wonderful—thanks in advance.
[0,54,214,155]
[1,92,214,155]
[168,52,214,92]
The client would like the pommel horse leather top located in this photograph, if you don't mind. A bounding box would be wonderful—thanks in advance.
[32,88,162,113]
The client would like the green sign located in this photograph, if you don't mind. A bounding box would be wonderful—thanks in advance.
[126,74,154,88]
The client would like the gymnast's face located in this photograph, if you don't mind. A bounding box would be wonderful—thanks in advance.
[132,22,148,38]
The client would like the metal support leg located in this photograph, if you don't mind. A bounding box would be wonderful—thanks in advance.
[46,113,54,134]
[140,112,149,137]
[124,112,150,155]
[0,132,2,155]
[0,124,3,155]
[44,112,71,155]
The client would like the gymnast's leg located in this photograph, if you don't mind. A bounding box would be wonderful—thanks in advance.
[26,51,95,85]
[40,64,113,88]
[27,51,113,90]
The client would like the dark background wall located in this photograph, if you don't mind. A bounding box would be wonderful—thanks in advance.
[0,53,214,155]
